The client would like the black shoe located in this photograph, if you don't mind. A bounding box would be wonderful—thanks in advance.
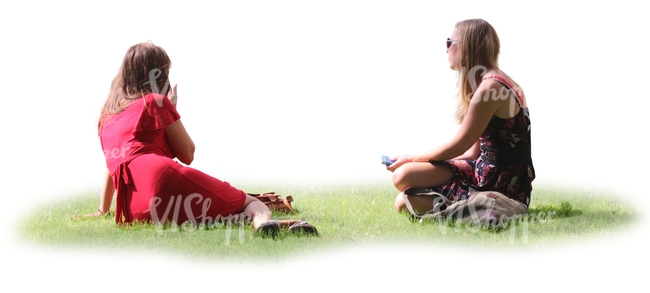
[288,221,318,235]
[254,220,280,238]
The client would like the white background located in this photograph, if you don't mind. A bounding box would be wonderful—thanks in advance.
[1,1,648,291]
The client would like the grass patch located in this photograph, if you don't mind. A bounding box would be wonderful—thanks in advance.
[17,182,641,262]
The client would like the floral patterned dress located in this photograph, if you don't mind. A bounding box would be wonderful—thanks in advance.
[431,76,535,206]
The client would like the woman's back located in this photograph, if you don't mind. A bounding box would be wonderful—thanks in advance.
[99,93,178,174]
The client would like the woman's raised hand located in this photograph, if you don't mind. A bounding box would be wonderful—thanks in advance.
[168,84,178,107]
[386,154,414,172]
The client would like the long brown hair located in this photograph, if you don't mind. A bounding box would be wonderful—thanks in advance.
[98,42,171,132]
[452,19,501,123]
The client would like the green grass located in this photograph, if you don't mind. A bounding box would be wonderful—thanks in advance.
[17,181,641,263]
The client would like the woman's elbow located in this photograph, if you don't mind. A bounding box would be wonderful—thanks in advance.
[180,155,194,165]
[178,144,195,165]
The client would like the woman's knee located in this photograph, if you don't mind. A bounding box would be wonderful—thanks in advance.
[242,194,257,206]
[242,195,269,212]
[394,192,406,212]
[391,167,410,191]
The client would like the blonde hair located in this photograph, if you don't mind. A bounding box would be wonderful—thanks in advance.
[98,42,171,132]
[452,19,501,124]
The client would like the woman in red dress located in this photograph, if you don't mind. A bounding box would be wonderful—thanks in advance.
[85,42,315,237]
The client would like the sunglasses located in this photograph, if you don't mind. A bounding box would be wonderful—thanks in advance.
[446,38,458,49]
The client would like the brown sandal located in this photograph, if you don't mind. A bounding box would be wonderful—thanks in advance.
[247,192,296,213]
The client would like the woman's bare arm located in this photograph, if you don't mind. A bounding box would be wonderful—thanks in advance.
[99,167,114,213]
[166,119,195,165]
[452,140,480,161]
[75,168,114,219]
[165,84,195,165]
[387,81,505,171]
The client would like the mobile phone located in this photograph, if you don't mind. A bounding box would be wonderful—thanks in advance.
[381,155,394,166]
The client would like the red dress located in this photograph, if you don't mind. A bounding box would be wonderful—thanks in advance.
[100,93,246,225]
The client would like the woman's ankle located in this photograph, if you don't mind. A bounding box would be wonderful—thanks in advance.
[252,213,272,230]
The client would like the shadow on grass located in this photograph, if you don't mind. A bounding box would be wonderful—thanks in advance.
[404,200,622,238]
[528,201,583,219]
